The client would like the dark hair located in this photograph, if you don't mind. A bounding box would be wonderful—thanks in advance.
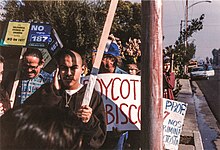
[54,49,76,66]
[163,56,171,64]
[103,54,118,67]
[0,55,5,63]
[23,48,44,65]
[0,106,83,150]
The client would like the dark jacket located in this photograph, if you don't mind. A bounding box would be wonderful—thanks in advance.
[0,85,11,112]
[163,72,175,100]
[24,83,107,149]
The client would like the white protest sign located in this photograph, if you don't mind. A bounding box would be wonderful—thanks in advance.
[81,73,141,131]
[163,98,188,150]
[81,74,188,147]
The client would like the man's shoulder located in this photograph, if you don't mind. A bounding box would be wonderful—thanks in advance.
[78,84,100,97]
[115,66,128,74]
[39,70,54,81]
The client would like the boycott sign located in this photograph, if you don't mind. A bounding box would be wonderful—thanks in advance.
[81,74,188,149]
[163,99,188,150]
[81,74,141,131]
[3,21,30,46]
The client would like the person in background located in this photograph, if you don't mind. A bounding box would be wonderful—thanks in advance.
[0,105,83,150]
[124,62,141,149]
[99,35,127,74]
[99,35,129,149]
[3,48,53,107]
[0,55,10,116]
[24,49,106,149]
[163,56,175,100]
[126,63,140,75]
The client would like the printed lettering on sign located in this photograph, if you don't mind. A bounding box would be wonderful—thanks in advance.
[3,22,30,46]
[31,25,45,31]
[27,23,52,48]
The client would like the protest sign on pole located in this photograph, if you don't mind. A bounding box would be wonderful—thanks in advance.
[82,74,141,131]
[47,28,63,55]
[82,0,119,106]
[163,98,188,150]
[81,74,188,149]
[26,22,52,48]
[9,47,27,108]
[3,21,30,46]
[2,21,62,107]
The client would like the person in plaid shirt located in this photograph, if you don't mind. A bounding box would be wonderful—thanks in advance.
[4,48,53,107]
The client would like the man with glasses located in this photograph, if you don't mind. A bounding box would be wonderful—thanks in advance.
[4,48,53,107]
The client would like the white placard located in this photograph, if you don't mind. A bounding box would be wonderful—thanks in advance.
[163,98,188,150]
[81,73,188,150]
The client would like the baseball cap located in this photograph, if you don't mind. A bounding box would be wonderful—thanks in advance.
[104,42,120,57]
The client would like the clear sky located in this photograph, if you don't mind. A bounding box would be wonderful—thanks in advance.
[132,0,220,60]
[163,0,220,61]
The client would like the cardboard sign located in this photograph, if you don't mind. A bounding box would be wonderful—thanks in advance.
[47,29,63,55]
[38,48,52,67]
[27,23,52,48]
[81,74,188,148]
[163,98,188,150]
[81,74,141,131]
[3,21,30,46]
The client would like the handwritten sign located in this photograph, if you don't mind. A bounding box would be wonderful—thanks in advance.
[81,74,141,131]
[81,74,188,150]
[3,21,30,46]
[163,98,188,150]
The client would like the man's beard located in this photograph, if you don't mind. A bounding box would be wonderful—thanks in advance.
[99,63,110,73]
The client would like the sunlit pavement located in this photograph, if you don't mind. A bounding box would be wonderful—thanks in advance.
[178,79,220,150]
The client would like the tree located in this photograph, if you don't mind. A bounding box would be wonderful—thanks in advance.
[163,14,205,77]
[1,0,141,55]
[2,0,107,55]
[111,1,141,44]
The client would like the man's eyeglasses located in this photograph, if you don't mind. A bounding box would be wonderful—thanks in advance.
[23,64,39,70]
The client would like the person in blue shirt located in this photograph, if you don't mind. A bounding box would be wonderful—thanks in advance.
[99,37,127,74]
[3,48,53,107]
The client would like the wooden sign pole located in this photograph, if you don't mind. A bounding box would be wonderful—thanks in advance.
[10,47,27,108]
[82,0,118,106]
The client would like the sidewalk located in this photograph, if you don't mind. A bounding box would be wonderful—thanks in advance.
[178,79,203,150]
[178,79,220,150]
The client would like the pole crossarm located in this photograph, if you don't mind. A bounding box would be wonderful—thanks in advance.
[188,0,211,9]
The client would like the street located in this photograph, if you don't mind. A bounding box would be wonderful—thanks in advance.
[196,69,220,124]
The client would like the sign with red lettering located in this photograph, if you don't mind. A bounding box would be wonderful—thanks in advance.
[163,98,188,150]
[81,74,188,142]
[81,74,141,131]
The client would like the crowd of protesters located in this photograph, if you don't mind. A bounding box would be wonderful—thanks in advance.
[0,34,176,150]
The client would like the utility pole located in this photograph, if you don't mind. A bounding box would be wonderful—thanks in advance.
[141,1,163,149]
[184,0,188,74]
[185,0,188,49]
